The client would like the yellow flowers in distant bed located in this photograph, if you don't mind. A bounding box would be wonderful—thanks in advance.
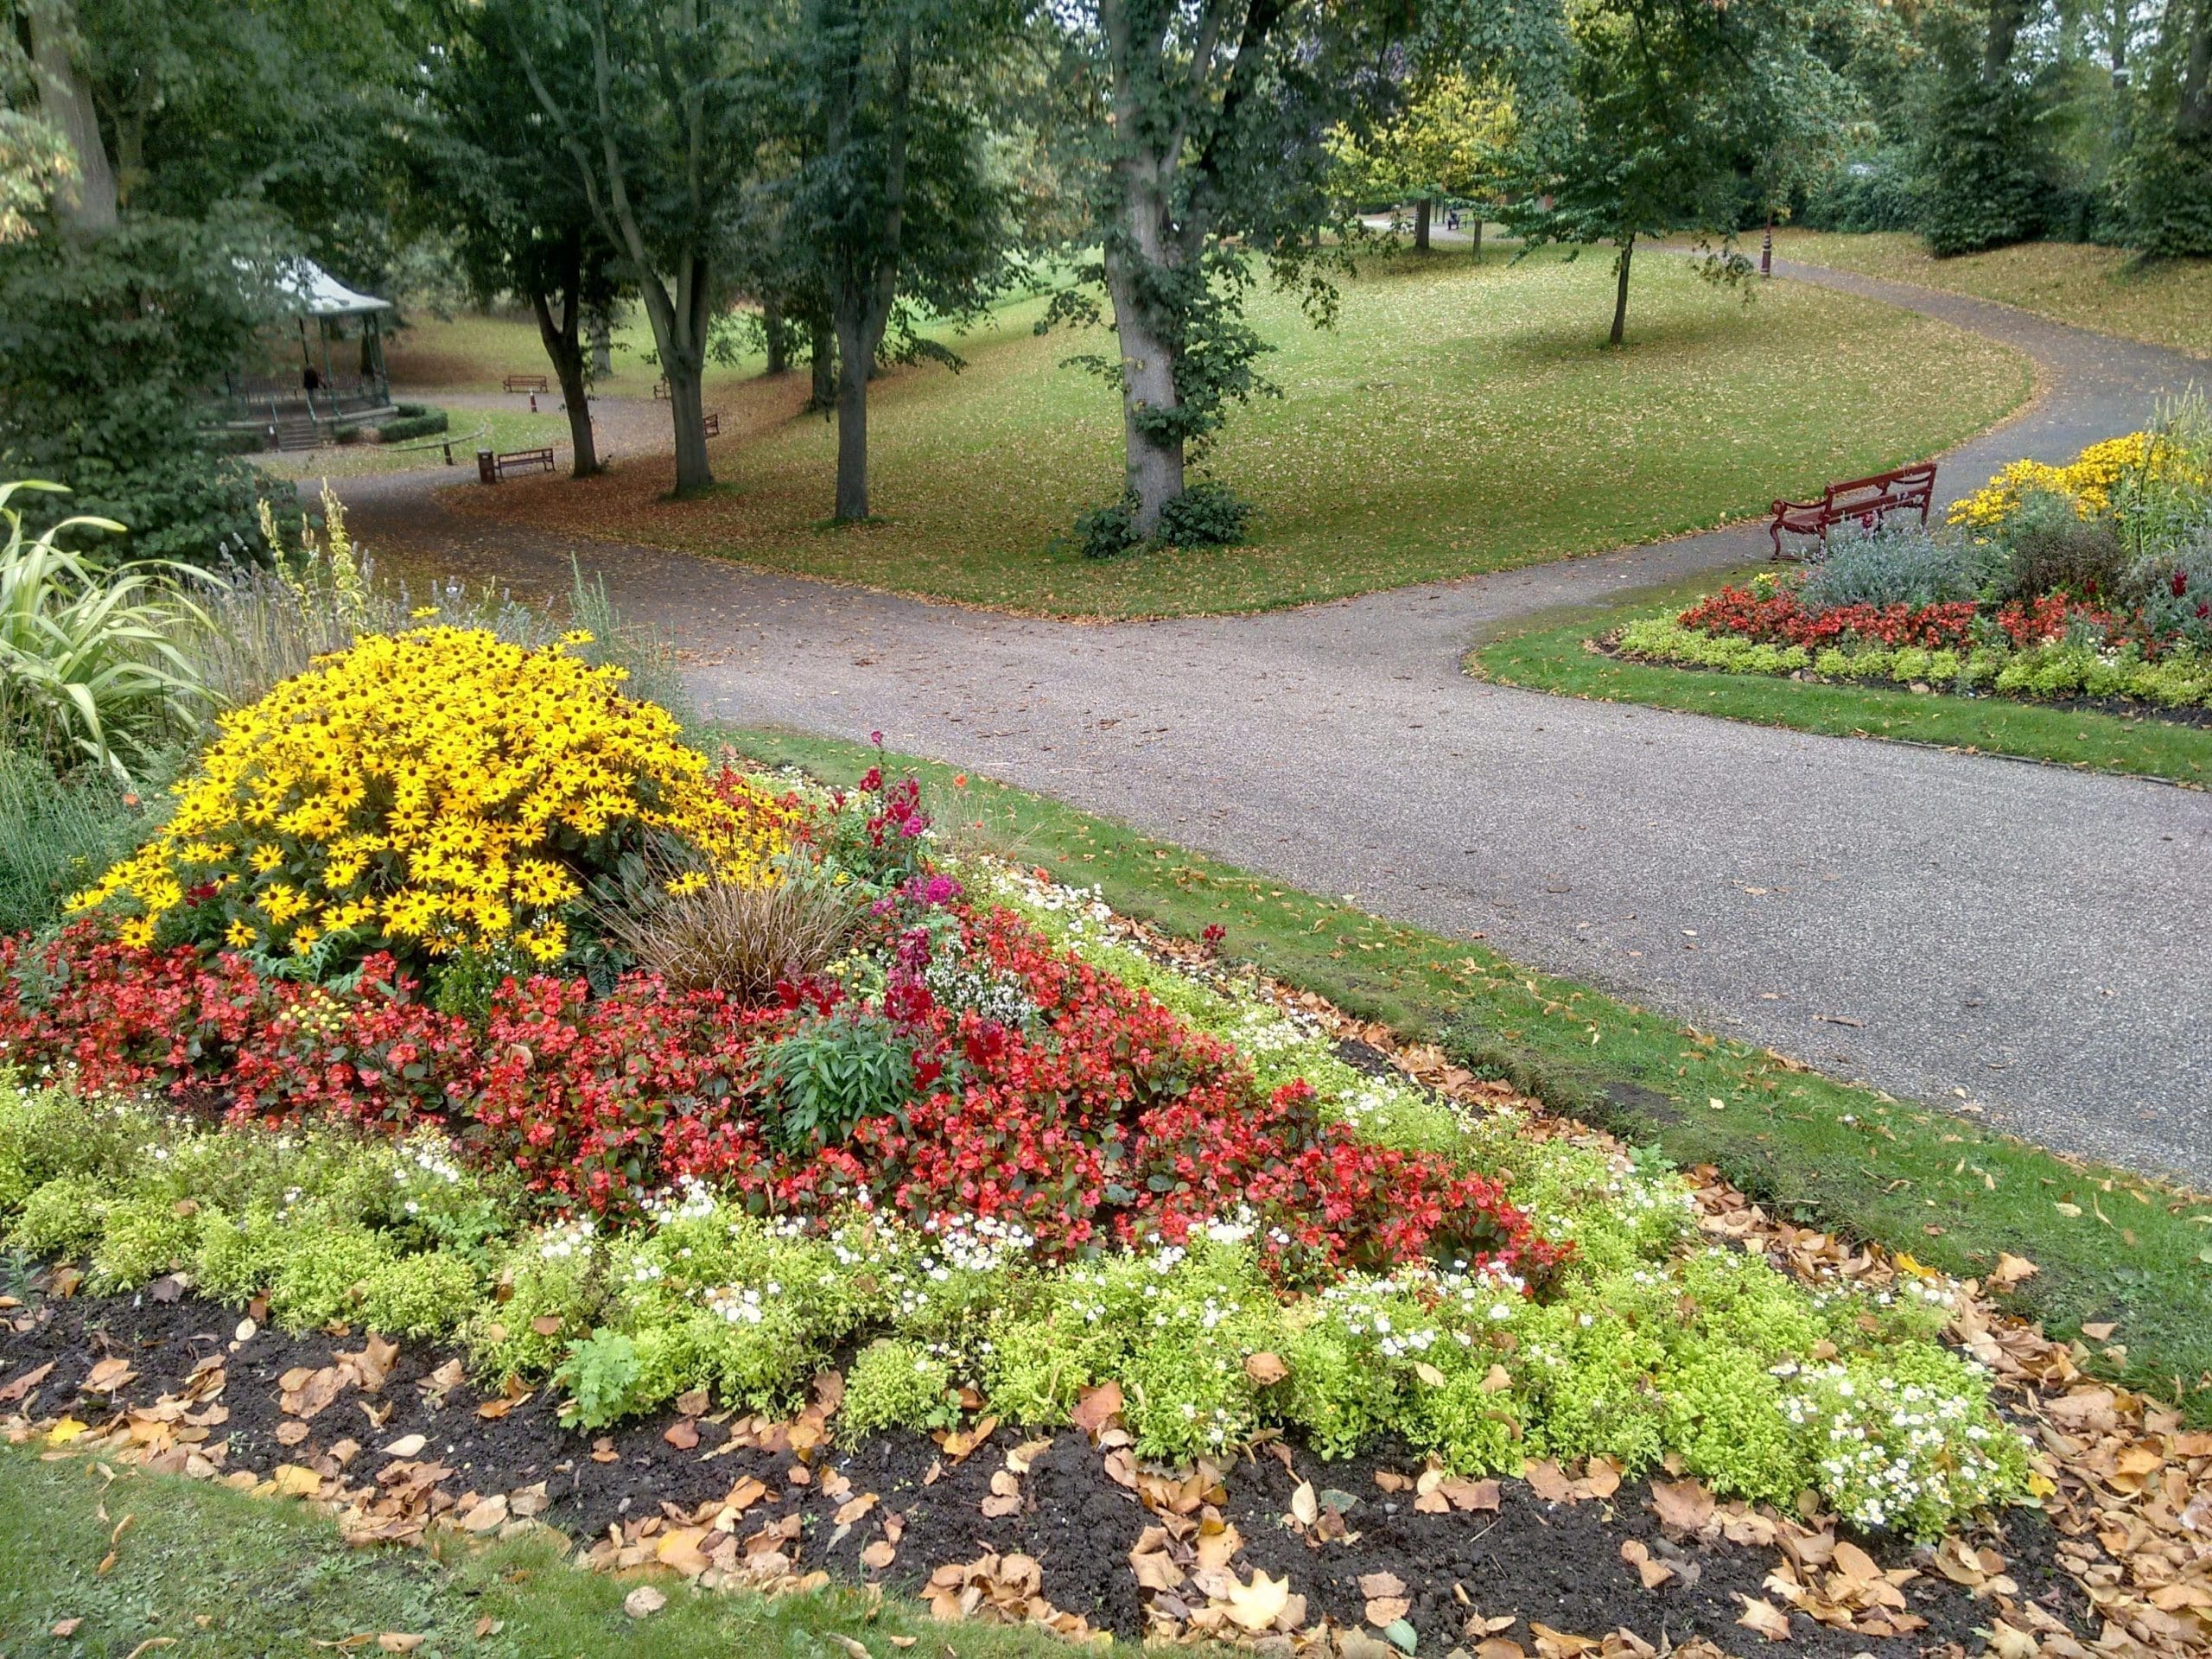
[1948,429,2205,530]
[73,626,791,966]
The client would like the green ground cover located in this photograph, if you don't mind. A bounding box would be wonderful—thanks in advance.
[1775,230,2212,359]
[451,247,2030,618]
[0,1447,1109,1659]
[1466,567,2212,786]
[257,407,571,480]
[729,728,2212,1422]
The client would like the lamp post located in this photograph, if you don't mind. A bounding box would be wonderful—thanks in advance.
[1761,218,1774,280]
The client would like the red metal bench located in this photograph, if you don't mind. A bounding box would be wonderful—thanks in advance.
[501,373,550,394]
[474,446,557,484]
[1769,461,1937,557]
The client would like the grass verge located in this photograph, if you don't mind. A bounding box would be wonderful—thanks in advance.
[1774,230,2212,359]
[728,727,2212,1421]
[443,248,2028,619]
[1465,566,2212,786]
[0,1446,1127,1659]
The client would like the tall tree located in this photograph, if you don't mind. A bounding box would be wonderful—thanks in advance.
[1916,0,2059,253]
[1503,0,1853,346]
[415,11,627,477]
[505,0,768,497]
[1327,70,1515,257]
[2120,0,2212,253]
[791,0,1025,521]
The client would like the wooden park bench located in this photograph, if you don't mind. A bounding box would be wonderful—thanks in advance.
[702,410,721,438]
[475,446,557,484]
[502,372,550,394]
[1769,461,1937,557]
[652,378,671,400]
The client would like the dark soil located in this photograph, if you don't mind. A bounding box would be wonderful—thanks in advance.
[3,1283,2092,1654]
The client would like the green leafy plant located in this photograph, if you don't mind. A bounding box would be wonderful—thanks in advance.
[554,1330,645,1429]
[0,480,213,779]
[755,1004,917,1148]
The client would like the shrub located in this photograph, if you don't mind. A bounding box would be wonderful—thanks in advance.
[842,1338,957,1436]
[359,1249,480,1337]
[67,626,794,973]
[0,481,213,780]
[1799,524,1996,613]
[1157,481,1253,548]
[1071,497,1141,560]
[601,873,854,997]
[2002,493,2130,602]
[375,405,449,444]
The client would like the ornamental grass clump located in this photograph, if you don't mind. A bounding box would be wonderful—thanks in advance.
[67,626,794,974]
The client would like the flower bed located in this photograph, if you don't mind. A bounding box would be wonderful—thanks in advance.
[0,632,2030,1544]
[1618,419,2212,710]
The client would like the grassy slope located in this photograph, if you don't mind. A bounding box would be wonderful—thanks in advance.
[0,1449,1129,1659]
[442,248,2029,619]
[1468,566,2212,786]
[1775,230,2212,359]
[732,728,2212,1421]
[385,310,701,399]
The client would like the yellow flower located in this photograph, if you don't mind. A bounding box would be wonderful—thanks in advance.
[118,917,156,949]
[69,626,794,969]
[664,870,709,897]
[225,919,257,950]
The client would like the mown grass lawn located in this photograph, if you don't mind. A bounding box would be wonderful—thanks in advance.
[1775,229,2212,359]
[0,1447,1122,1659]
[1466,566,2212,786]
[385,310,697,399]
[732,728,2212,1423]
[442,247,2029,618]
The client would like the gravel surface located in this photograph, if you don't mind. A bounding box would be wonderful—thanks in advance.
[344,259,2212,1188]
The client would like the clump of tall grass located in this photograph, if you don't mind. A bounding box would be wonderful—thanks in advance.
[0,480,212,781]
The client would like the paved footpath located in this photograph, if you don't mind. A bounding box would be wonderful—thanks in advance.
[345,261,2212,1188]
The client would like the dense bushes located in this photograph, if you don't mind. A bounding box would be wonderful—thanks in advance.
[374,404,450,444]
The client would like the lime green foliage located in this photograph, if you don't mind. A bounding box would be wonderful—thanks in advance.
[270,1228,396,1327]
[88,1194,201,1289]
[360,1249,483,1338]
[843,1338,958,1436]
[1616,614,2212,709]
[0,1445,1148,1659]
[0,1080,512,1335]
[1471,573,2212,784]
[464,251,2025,619]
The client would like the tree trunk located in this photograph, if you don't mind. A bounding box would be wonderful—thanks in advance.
[1610,237,1634,346]
[763,299,790,375]
[589,315,613,378]
[665,361,711,495]
[1471,216,1483,263]
[530,280,599,480]
[1101,235,1184,535]
[1414,197,1431,251]
[809,322,836,410]
[27,2,118,234]
[832,314,872,520]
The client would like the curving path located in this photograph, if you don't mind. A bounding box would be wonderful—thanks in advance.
[344,260,2212,1187]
